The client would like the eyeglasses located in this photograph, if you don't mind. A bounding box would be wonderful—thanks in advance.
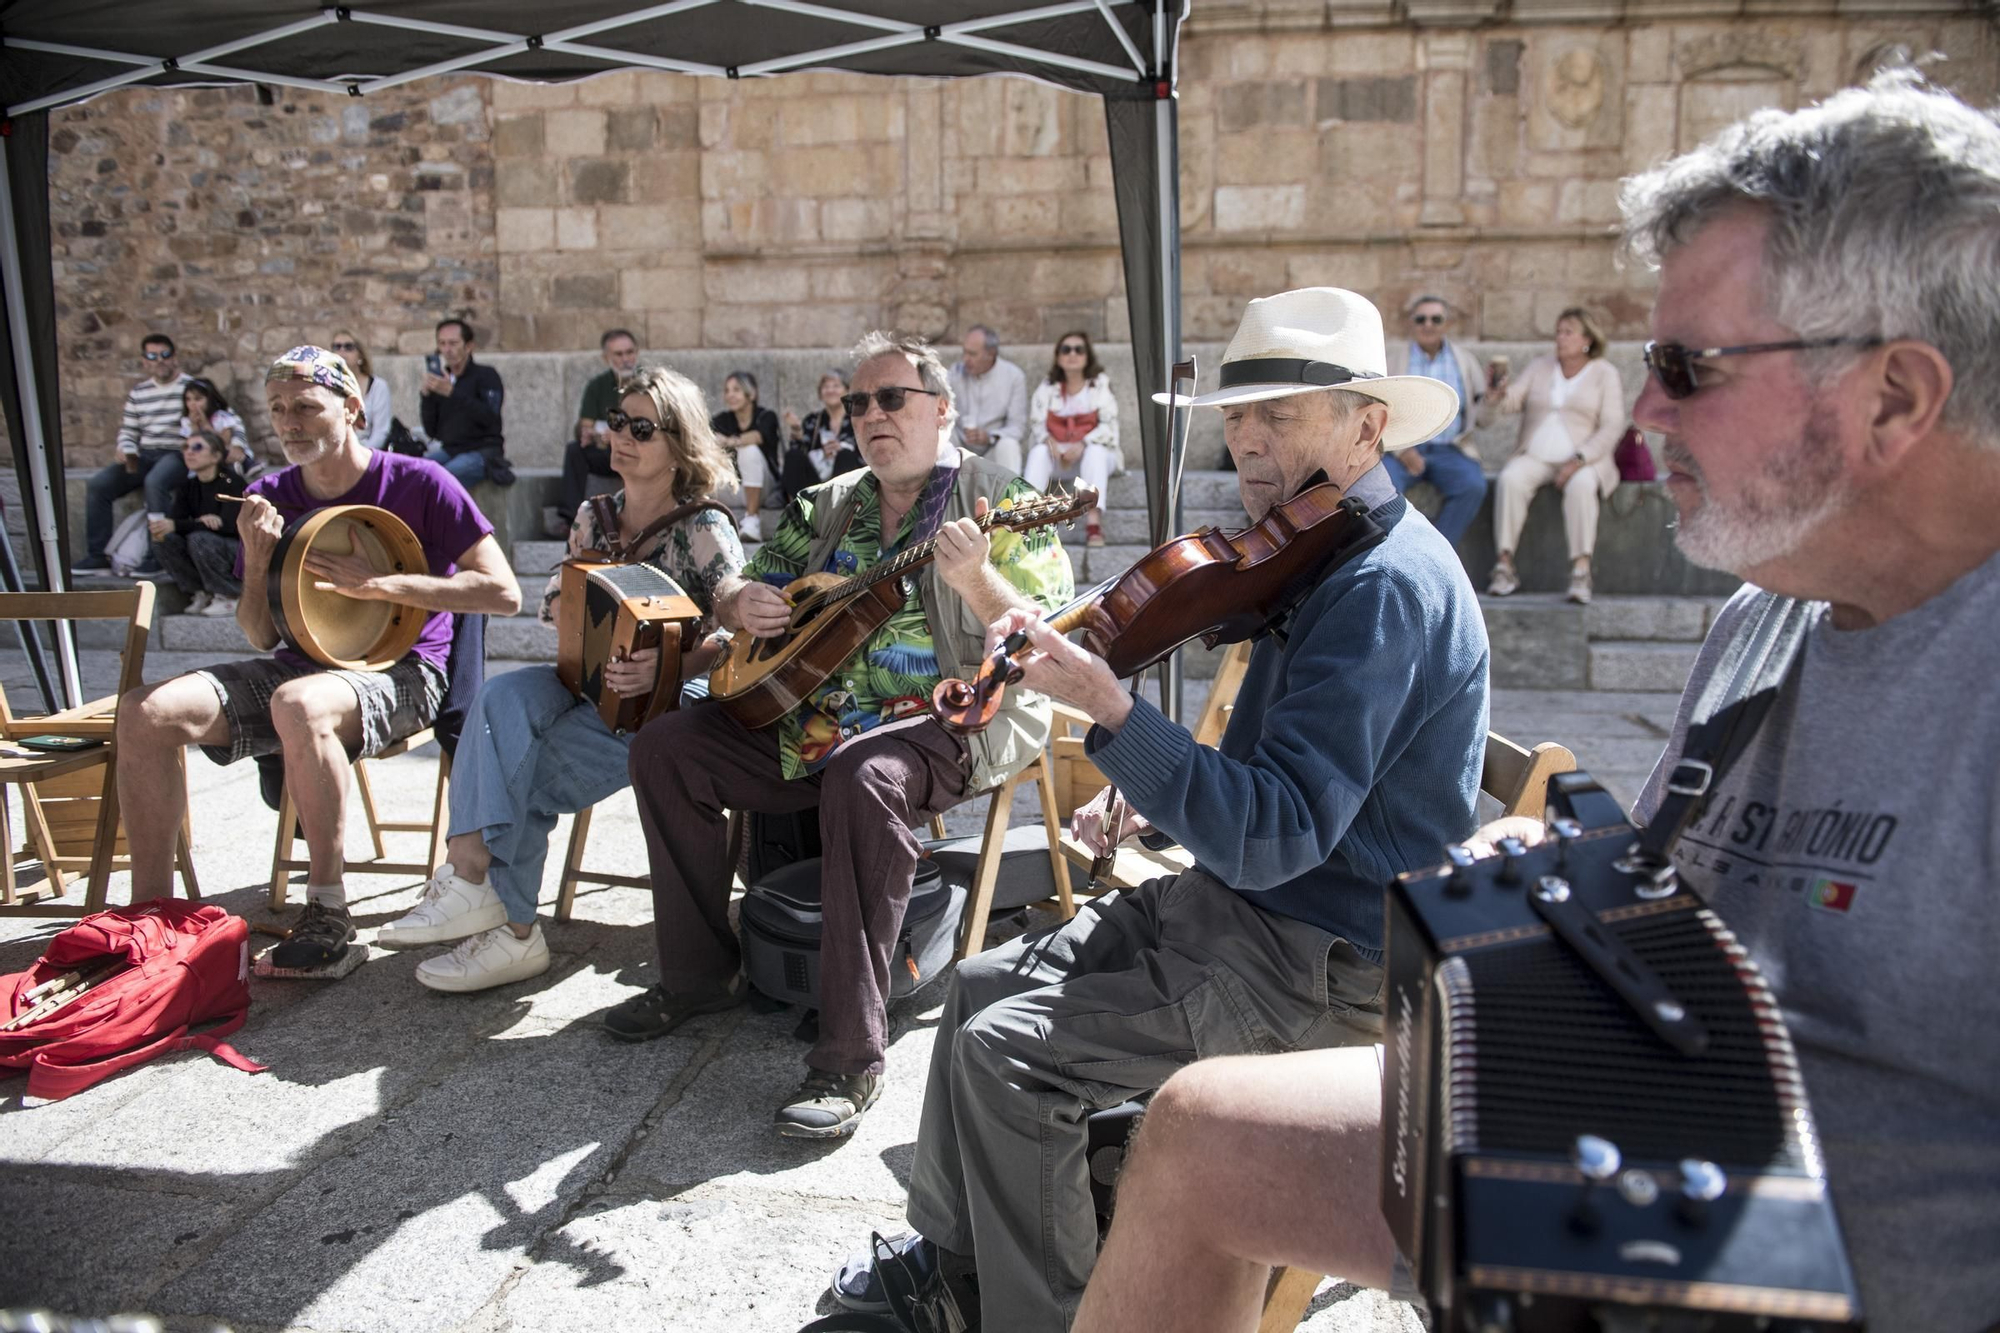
[840,386,942,417]
[143,349,174,361]
[1641,336,1883,400]
[605,407,673,442]
[1057,343,1087,355]
[330,341,359,352]
[1411,314,1445,327]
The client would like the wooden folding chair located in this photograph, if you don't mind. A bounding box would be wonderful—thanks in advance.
[951,748,1072,960]
[1257,729,1578,1332]
[268,732,451,908]
[0,585,198,915]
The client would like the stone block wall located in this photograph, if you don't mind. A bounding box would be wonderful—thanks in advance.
[19,1,1998,473]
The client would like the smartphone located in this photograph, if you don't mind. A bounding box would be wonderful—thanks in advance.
[425,353,443,377]
[17,735,105,753]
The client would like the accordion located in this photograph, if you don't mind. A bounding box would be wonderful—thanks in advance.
[555,559,703,735]
[1381,770,1862,1333]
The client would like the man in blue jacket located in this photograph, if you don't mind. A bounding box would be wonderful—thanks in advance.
[834,287,1491,1332]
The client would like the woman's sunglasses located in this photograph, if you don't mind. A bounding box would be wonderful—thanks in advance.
[840,386,942,417]
[330,341,360,353]
[1058,342,1088,355]
[1642,336,1881,401]
[606,407,674,442]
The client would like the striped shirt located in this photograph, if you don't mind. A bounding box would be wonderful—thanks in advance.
[118,373,192,455]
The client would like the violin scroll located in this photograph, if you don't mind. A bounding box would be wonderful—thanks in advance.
[931,629,1033,735]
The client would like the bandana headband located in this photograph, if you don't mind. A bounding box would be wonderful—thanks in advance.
[267,344,363,403]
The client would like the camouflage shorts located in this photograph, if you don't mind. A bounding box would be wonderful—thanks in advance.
[192,655,445,766]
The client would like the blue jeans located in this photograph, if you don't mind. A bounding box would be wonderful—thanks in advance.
[85,450,182,559]
[425,445,487,485]
[446,666,633,924]
[1383,442,1486,548]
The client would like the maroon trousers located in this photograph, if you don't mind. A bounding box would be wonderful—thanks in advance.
[627,703,971,1076]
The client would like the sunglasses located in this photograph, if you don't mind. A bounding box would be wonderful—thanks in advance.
[840,386,942,417]
[605,407,673,442]
[1641,336,1882,400]
[1411,314,1445,327]
[330,341,359,352]
[143,349,174,360]
[1057,343,1088,355]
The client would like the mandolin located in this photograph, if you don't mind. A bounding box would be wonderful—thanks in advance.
[710,486,1097,730]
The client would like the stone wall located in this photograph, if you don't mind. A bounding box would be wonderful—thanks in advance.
[23,1,1999,470]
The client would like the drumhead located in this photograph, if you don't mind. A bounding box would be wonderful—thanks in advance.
[269,505,430,671]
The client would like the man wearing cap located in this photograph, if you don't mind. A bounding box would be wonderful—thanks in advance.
[115,346,521,972]
[832,288,1490,1331]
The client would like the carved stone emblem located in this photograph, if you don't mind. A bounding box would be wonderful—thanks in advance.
[1546,49,1607,129]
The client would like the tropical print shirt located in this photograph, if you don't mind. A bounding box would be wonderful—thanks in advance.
[539,492,744,628]
[746,464,1073,778]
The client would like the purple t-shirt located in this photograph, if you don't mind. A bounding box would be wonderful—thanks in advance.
[239,451,492,670]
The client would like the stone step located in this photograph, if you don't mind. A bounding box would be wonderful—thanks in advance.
[1589,640,1702,693]
[1582,595,1722,642]
[512,540,567,576]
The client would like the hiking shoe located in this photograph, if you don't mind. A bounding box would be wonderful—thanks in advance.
[183,591,213,616]
[776,1067,881,1139]
[378,864,506,947]
[271,900,355,970]
[601,977,742,1042]
[416,924,550,993]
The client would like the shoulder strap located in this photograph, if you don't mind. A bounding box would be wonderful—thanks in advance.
[584,494,621,557]
[619,499,738,564]
[1635,593,1813,863]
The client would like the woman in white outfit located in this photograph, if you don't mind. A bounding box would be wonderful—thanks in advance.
[1025,330,1118,547]
[330,330,394,454]
[1485,307,1627,603]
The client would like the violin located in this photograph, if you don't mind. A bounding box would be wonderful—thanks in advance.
[930,479,1386,735]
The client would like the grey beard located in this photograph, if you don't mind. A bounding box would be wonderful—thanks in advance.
[1668,406,1852,574]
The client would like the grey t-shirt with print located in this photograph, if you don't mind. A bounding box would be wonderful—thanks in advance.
[1634,564,2000,1331]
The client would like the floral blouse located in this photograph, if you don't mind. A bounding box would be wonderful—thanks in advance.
[538,491,745,629]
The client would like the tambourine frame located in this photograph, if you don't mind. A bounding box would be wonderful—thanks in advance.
[266,504,429,671]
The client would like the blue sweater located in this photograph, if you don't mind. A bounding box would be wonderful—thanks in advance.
[1086,473,1490,959]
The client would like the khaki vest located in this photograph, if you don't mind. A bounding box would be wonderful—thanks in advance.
[801,454,1054,794]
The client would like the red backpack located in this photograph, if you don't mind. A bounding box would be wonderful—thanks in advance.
[0,900,266,1100]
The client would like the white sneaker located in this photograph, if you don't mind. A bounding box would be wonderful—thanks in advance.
[200,596,238,617]
[183,591,212,615]
[377,865,507,946]
[738,513,763,542]
[416,924,551,993]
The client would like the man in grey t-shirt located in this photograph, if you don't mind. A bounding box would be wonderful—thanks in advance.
[1060,73,1999,1333]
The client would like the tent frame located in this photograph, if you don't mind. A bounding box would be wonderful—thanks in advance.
[0,1,1187,715]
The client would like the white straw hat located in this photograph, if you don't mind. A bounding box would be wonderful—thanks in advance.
[1154,287,1461,451]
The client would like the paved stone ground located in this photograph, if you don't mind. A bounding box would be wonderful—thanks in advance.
[0,648,1679,1333]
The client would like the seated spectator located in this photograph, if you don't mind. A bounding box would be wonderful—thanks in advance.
[78,332,189,574]
[948,324,1028,474]
[179,378,248,477]
[838,288,1488,1333]
[1073,71,2000,1333]
[1484,307,1626,604]
[778,369,862,504]
[1025,330,1117,547]
[556,328,642,534]
[711,369,780,541]
[1382,296,1495,548]
[329,331,393,454]
[420,317,506,485]
[150,429,246,618]
[378,367,744,993]
[115,345,520,973]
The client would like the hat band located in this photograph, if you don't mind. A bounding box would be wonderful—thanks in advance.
[1217,358,1382,390]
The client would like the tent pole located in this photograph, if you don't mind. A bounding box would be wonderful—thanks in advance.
[0,136,81,706]
[1154,1,1183,724]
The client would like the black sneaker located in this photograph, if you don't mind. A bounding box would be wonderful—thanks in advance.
[830,1232,978,1332]
[270,900,355,970]
[600,977,742,1042]
[72,554,112,573]
[776,1067,881,1139]
[835,1232,938,1314]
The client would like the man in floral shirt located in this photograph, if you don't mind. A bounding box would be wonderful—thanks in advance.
[616,332,1074,1140]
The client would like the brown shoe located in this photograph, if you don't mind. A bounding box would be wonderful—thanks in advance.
[601,976,743,1042]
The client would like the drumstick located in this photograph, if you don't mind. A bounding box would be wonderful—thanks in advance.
[216,494,248,504]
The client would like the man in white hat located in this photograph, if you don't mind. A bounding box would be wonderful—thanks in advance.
[827,287,1491,1332]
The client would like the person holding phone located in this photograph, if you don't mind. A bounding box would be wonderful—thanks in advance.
[420,317,506,485]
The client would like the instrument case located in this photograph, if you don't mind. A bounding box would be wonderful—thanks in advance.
[739,857,963,1008]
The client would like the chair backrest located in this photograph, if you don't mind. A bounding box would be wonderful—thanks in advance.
[432,612,488,760]
[1480,731,1578,820]
[0,587,156,732]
